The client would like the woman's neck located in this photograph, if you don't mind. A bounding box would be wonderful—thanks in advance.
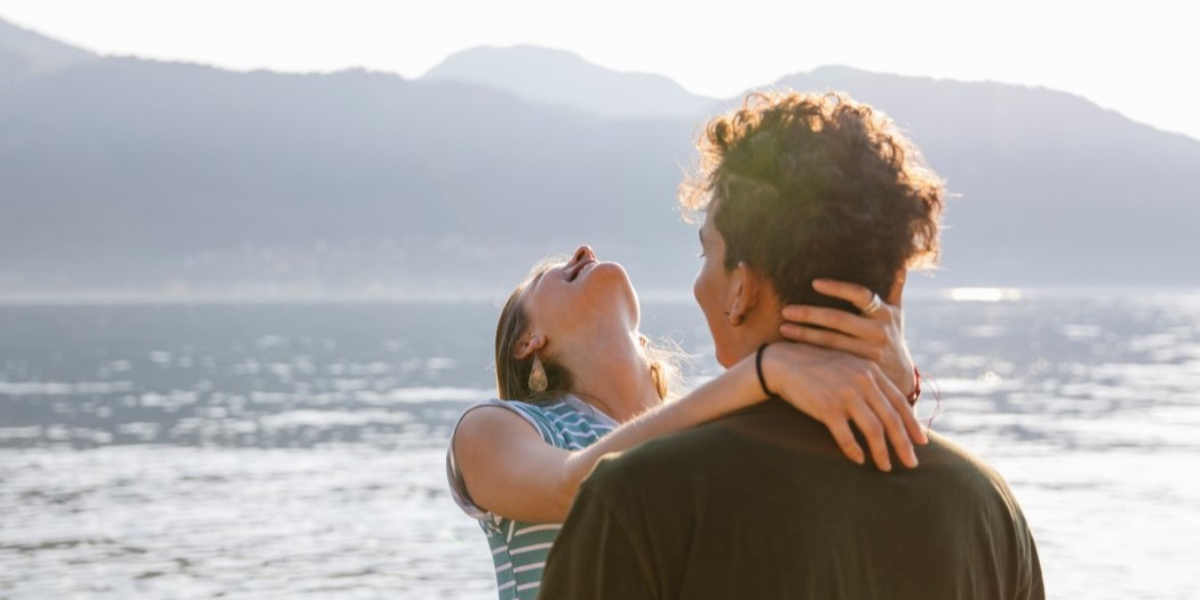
[561,329,660,423]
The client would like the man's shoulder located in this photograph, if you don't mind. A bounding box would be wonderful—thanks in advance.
[585,399,1020,508]
[585,414,731,487]
[581,400,817,501]
[920,431,1029,513]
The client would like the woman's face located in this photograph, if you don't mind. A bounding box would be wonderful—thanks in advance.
[693,211,740,368]
[521,245,640,351]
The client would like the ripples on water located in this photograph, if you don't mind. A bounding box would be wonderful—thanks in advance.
[1,292,1198,599]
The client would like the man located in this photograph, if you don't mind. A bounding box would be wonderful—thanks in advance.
[537,91,1043,600]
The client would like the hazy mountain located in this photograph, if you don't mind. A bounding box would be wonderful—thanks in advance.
[0,30,697,295]
[421,45,717,120]
[0,18,1197,297]
[766,66,1200,285]
[0,17,95,75]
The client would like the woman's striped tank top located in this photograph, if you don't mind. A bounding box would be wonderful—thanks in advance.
[446,396,618,600]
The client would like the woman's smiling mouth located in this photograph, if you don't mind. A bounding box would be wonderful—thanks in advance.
[566,258,596,282]
[565,246,599,282]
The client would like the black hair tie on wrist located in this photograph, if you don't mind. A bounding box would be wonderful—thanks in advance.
[755,343,776,399]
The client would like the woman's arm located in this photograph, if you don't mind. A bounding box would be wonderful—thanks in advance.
[454,342,924,524]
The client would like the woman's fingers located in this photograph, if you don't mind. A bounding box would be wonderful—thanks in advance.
[812,279,882,312]
[862,378,919,468]
[781,305,887,340]
[846,400,891,472]
[769,343,922,470]
[824,417,866,466]
[779,324,880,360]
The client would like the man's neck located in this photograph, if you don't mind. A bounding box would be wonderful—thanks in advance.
[729,299,787,367]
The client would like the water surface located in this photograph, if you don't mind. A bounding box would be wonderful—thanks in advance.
[1,292,1197,599]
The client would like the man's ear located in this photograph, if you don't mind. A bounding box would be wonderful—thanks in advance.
[886,269,907,308]
[727,262,762,326]
[513,332,547,360]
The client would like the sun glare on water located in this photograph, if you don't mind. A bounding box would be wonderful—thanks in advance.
[944,288,1023,302]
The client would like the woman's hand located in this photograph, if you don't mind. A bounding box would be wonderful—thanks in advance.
[763,343,927,472]
[779,279,916,396]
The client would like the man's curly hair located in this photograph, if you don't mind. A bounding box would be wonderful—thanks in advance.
[679,91,944,311]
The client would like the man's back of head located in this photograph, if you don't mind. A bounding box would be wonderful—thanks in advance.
[679,90,943,314]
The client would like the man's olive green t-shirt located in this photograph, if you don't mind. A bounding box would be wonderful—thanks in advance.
[538,399,1043,600]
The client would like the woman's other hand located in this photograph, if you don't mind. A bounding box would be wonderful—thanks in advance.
[763,343,927,472]
[779,279,916,397]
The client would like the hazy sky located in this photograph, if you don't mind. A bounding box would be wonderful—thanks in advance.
[3,0,1197,140]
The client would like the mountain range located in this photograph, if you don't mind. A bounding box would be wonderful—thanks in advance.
[1,16,1197,297]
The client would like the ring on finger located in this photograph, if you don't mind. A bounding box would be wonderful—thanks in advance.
[861,293,883,316]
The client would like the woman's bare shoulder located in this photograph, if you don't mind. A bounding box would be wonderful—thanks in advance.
[452,402,551,472]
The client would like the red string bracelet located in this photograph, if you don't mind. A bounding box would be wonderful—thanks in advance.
[907,367,922,405]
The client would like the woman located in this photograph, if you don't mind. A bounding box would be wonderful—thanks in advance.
[447,245,922,600]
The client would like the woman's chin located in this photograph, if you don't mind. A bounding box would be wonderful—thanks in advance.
[583,262,640,313]
[580,261,630,289]
[592,260,627,277]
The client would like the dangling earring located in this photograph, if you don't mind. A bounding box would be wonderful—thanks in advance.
[528,352,548,392]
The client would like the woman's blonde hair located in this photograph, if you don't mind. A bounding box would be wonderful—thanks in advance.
[494,258,681,404]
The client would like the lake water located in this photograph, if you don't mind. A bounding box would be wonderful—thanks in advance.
[1,291,1198,599]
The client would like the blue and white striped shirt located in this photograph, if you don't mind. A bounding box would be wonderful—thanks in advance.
[446,396,619,600]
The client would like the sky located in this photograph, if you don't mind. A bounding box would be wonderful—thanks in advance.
[2,0,1198,141]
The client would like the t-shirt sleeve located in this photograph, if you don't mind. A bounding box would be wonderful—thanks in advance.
[537,484,658,600]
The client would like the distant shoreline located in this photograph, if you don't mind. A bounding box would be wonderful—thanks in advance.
[1,286,1196,306]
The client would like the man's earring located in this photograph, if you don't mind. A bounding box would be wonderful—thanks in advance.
[528,352,548,392]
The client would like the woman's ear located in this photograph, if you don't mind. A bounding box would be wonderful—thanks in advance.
[513,332,547,360]
[886,269,907,308]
